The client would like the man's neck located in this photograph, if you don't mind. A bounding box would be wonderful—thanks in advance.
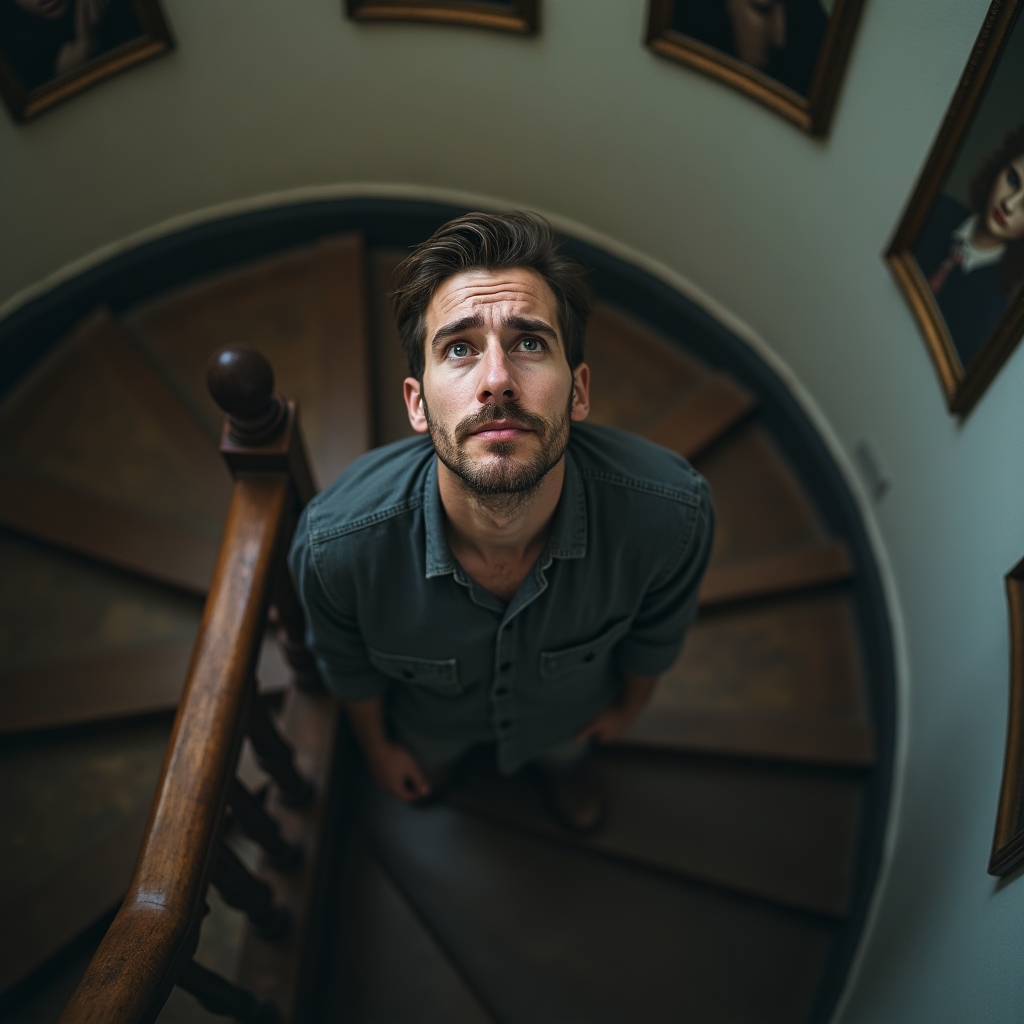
[437,455,566,600]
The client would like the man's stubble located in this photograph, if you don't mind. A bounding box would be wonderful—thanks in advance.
[423,386,575,519]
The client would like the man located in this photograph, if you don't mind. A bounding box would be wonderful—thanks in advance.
[289,212,714,832]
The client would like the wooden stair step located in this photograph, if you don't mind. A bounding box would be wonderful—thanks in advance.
[0,308,230,553]
[699,541,855,608]
[325,823,493,1023]
[365,789,837,1024]
[694,422,831,565]
[124,234,372,491]
[619,706,876,767]
[583,301,706,434]
[643,372,757,461]
[0,529,283,735]
[621,589,875,766]
[0,463,219,596]
[0,720,171,994]
[446,748,863,917]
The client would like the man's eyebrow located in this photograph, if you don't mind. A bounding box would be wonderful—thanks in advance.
[431,315,484,351]
[504,316,558,340]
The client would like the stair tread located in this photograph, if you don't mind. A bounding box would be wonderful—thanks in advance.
[124,234,372,491]
[0,309,230,554]
[328,828,494,1024]
[365,788,836,1024]
[0,720,170,993]
[621,588,873,765]
[447,747,863,916]
[695,422,831,565]
[0,530,216,734]
[583,302,705,434]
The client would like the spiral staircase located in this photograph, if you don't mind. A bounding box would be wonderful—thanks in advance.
[0,225,889,1023]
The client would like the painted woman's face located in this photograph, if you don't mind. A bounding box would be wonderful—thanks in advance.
[725,0,786,71]
[12,0,69,19]
[985,155,1024,243]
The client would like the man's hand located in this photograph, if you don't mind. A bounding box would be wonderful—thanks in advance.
[344,695,431,802]
[574,671,657,744]
[574,703,636,743]
[366,742,431,802]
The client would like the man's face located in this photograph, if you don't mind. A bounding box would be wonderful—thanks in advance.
[404,267,590,498]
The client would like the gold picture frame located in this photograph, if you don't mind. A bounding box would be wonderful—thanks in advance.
[346,0,538,34]
[886,0,1024,417]
[0,0,172,123]
[990,555,1024,876]
[645,0,866,135]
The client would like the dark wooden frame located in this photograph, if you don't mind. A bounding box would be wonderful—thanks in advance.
[886,0,1024,416]
[346,0,537,34]
[990,556,1024,875]
[0,0,173,123]
[645,0,866,135]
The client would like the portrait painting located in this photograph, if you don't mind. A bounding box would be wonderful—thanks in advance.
[346,0,538,35]
[646,0,866,134]
[0,0,172,121]
[887,0,1024,415]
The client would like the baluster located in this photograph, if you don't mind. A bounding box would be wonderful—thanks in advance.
[228,778,303,872]
[248,692,315,808]
[211,842,291,942]
[269,559,322,692]
[177,958,282,1024]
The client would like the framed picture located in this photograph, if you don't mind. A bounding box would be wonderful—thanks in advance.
[990,555,1024,876]
[346,0,538,35]
[0,0,172,122]
[887,0,1024,416]
[645,0,866,135]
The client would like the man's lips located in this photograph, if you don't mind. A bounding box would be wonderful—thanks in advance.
[993,207,1008,228]
[469,420,533,440]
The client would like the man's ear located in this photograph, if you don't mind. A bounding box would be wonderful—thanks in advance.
[404,377,430,434]
[570,363,591,423]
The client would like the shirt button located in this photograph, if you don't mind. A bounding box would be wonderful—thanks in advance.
[494,687,509,697]
[499,719,511,730]
[500,662,512,671]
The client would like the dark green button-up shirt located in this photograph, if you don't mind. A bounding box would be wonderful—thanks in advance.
[289,422,714,774]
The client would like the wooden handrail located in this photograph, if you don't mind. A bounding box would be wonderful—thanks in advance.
[60,347,316,1024]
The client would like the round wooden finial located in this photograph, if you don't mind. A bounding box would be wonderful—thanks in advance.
[207,345,287,445]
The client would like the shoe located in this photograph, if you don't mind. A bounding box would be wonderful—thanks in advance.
[536,757,605,834]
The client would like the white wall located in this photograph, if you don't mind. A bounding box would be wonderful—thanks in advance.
[3,1,1023,1019]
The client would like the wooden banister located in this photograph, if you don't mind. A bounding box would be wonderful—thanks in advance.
[59,347,318,1024]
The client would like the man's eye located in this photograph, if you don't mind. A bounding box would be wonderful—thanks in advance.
[520,338,542,352]
[449,343,470,358]
[1008,167,1021,190]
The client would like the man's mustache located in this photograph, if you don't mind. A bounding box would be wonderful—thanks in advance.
[454,403,548,443]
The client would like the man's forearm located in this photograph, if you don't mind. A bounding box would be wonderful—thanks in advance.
[344,696,391,757]
[621,671,657,716]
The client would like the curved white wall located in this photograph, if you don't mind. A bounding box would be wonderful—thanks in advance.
[3,1,1023,1019]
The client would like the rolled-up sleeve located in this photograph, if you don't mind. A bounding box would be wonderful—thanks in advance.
[615,477,715,676]
[288,505,389,701]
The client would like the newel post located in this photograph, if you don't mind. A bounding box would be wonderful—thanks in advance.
[207,346,322,691]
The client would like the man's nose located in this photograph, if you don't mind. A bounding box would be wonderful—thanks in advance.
[477,343,518,403]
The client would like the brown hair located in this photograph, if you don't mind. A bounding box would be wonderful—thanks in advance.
[391,211,591,379]
[968,123,1024,294]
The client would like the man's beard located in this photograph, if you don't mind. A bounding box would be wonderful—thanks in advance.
[424,389,574,518]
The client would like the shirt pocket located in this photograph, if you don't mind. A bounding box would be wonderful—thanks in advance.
[368,649,461,695]
[538,617,634,683]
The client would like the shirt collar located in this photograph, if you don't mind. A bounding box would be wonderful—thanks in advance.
[952,215,1006,273]
[422,447,588,580]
